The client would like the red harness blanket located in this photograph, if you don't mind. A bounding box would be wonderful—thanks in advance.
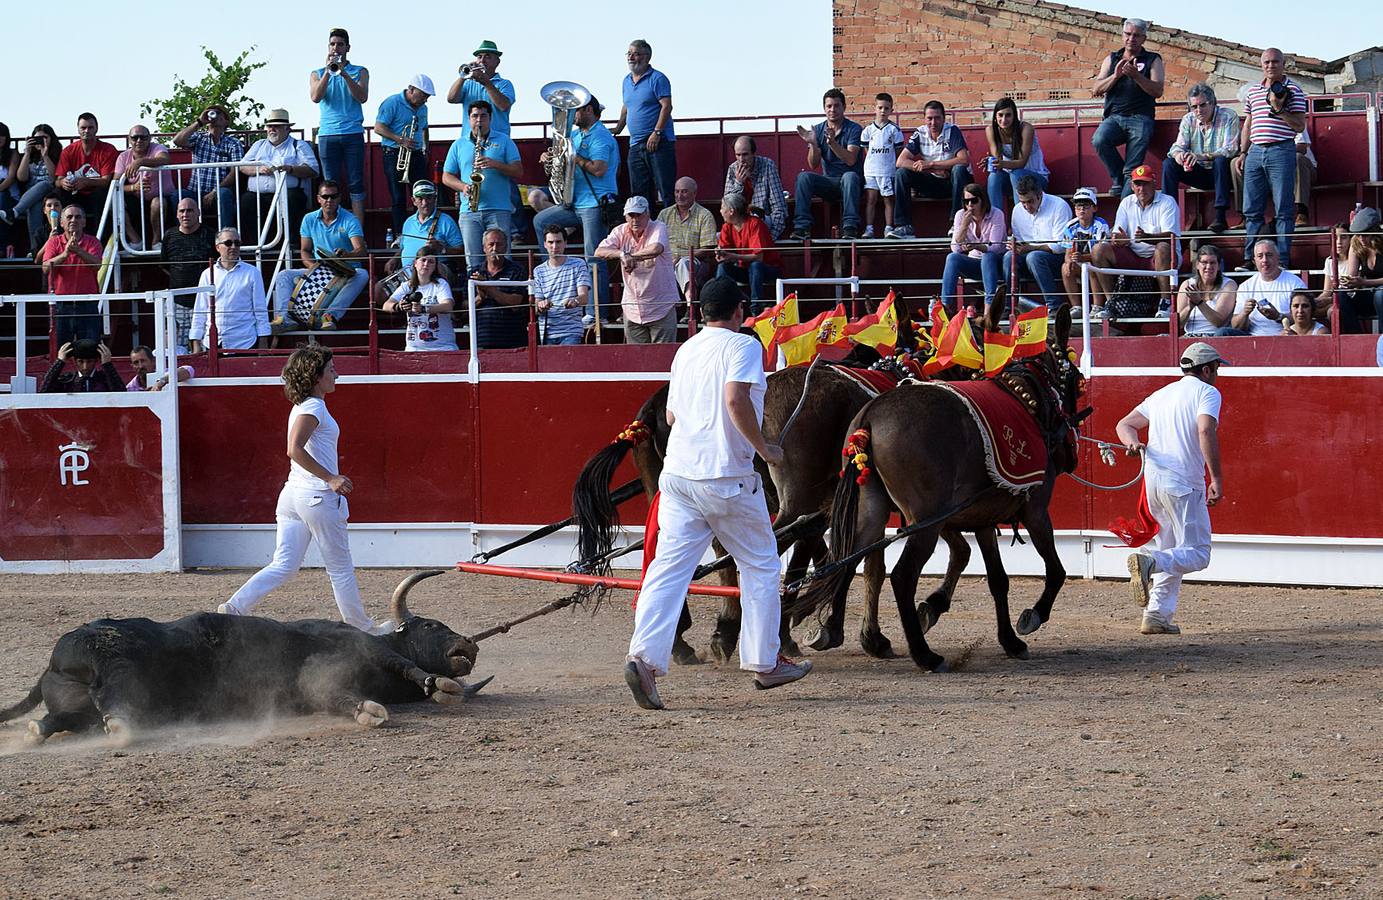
[924,380,1048,492]
[828,358,926,397]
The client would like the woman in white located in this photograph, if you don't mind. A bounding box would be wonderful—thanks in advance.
[1283,290,1326,335]
[1177,245,1237,337]
[219,344,394,633]
[985,97,1048,213]
[382,251,457,351]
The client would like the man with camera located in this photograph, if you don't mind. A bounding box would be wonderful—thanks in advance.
[1236,47,1307,265]
[172,105,244,230]
[447,40,515,140]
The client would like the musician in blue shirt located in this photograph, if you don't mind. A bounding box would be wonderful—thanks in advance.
[373,75,434,233]
[441,101,523,270]
[446,40,515,139]
[309,28,370,224]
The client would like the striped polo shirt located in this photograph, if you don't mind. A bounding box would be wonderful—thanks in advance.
[1245,79,1307,145]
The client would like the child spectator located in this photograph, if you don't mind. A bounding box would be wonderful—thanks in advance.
[859,93,905,239]
[382,250,457,351]
[533,225,591,346]
[1059,187,1113,314]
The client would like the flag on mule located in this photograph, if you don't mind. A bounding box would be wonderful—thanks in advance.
[924,309,984,374]
[1012,306,1049,359]
[845,291,899,355]
[776,302,848,366]
[983,329,1017,377]
[744,293,799,352]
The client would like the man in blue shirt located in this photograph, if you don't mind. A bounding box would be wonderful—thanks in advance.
[272,180,369,329]
[446,40,515,140]
[309,28,370,224]
[614,39,675,215]
[532,95,620,323]
[373,74,435,234]
[441,101,523,270]
[791,89,864,240]
[374,179,464,306]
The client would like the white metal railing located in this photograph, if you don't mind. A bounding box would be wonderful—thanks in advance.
[4,291,153,392]
[465,278,536,382]
[1079,262,1181,375]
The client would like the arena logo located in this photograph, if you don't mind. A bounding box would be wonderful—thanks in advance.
[58,443,91,487]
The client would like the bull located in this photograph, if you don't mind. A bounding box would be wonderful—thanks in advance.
[0,573,490,744]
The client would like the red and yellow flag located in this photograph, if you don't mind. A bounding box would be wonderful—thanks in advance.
[815,302,850,350]
[1012,306,1049,359]
[743,293,799,351]
[776,302,850,366]
[845,292,900,356]
[983,329,1017,377]
[924,310,984,375]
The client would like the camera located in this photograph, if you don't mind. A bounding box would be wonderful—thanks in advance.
[207,110,219,123]
[1268,81,1288,98]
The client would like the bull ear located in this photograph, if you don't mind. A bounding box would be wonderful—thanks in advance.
[982,284,1008,334]
[1054,302,1072,353]
[390,569,445,622]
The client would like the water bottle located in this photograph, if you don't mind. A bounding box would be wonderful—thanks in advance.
[5,245,13,259]
[385,228,395,249]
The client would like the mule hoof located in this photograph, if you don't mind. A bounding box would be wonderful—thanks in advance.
[672,641,703,666]
[355,700,388,727]
[806,626,843,652]
[26,720,46,745]
[709,632,736,664]
[1016,608,1043,636]
[781,635,802,658]
[104,716,134,747]
[431,677,464,705]
[916,603,941,636]
[929,659,951,674]
[1004,641,1031,660]
[859,630,895,659]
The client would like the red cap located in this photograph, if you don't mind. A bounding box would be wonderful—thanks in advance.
[1130,164,1155,183]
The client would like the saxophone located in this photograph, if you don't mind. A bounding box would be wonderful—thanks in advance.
[539,81,591,207]
[466,133,488,213]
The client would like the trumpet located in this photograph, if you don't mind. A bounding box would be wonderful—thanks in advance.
[396,117,418,184]
[458,62,482,77]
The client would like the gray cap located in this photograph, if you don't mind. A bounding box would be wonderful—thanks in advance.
[623,195,649,215]
[1180,341,1228,369]
[1349,206,1380,233]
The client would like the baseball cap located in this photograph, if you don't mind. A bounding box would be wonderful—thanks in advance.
[1072,187,1098,205]
[1180,342,1228,369]
[623,196,649,215]
[408,74,436,96]
[411,180,437,197]
[1130,164,1155,183]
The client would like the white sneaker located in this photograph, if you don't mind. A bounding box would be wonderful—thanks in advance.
[862,226,876,239]
[882,225,897,239]
[367,618,399,636]
[1127,552,1155,607]
[0,209,11,225]
[215,602,239,616]
[1092,307,1110,320]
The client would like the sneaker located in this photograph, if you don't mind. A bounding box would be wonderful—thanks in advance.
[367,618,399,636]
[753,654,813,690]
[888,225,915,239]
[270,317,296,335]
[862,226,876,239]
[624,657,664,710]
[841,226,860,240]
[1139,613,1181,635]
[215,602,240,616]
[319,314,338,331]
[581,314,595,328]
[1127,552,1155,607]
[882,225,897,239]
[1092,306,1110,320]
[1155,300,1172,319]
[789,229,810,241]
[0,209,11,225]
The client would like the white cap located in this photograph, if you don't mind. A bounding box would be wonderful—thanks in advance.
[623,196,649,215]
[1072,187,1098,205]
[408,74,436,96]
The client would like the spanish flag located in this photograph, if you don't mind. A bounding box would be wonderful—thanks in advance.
[777,302,849,366]
[983,329,1017,377]
[744,293,799,351]
[1012,306,1049,359]
[815,302,850,350]
[924,311,984,374]
[845,291,900,356]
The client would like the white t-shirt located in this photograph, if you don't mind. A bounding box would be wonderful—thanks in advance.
[860,121,905,179]
[664,327,766,480]
[1136,375,1221,489]
[391,279,457,352]
[1010,192,1073,246]
[1235,269,1307,336]
[286,396,339,491]
[1114,191,1182,263]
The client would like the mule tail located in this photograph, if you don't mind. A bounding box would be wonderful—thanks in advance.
[0,676,44,723]
[789,427,873,621]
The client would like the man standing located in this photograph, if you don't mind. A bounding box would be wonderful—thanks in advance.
[657,176,717,299]
[447,40,515,140]
[172,104,244,229]
[715,192,781,313]
[1091,164,1180,310]
[309,27,370,224]
[615,39,676,214]
[467,227,529,350]
[374,75,435,234]
[595,196,679,343]
[1003,175,1072,311]
[160,196,217,353]
[892,99,972,234]
[1236,48,1308,264]
[41,340,122,393]
[791,89,864,240]
[1091,17,1165,197]
[55,113,117,222]
[40,205,105,344]
[1229,239,1306,336]
[192,228,270,351]
[238,109,320,247]
[1163,83,1239,234]
[271,180,369,330]
[624,277,809,710]
[1117,342,1225,636]
[724,135,788,240]
[442,101,523,269]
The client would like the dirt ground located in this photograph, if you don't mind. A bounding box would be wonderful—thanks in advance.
[0,569,1379,899]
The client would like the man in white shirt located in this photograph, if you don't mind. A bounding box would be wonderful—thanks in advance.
[625,278,810,710]
[191,228,270,351]
[1091,164,1181,308]
[1002,174,1072,310]
[1230,239,1306,336]
[1116,342,1225,635]
[238,109,320,246]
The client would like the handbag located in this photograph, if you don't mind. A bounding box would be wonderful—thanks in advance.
[579,166,623,230]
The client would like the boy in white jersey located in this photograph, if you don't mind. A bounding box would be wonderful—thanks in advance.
[859,93,905,239]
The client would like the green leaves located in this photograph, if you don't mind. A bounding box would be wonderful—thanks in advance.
[139,46,268,134]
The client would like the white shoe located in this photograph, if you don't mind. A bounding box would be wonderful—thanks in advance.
[216,602,239,616]
[1127,552,1155,607]
[1092,307,1110,320]
[862,225,875,239]
[367,618,399,636]
[0,209,11,225]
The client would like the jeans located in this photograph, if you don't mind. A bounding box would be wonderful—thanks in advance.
[240,188,308,248]
[381,148,414,234]
[13,176,54,246]
[459,210,515,270]
[1161,156,1232,212]
[1002,249,1066,309]
[1092,114,1154,196]
[716,260,781,307]
[894,165,973,223]
[986,168,1047,213]
[625,307,678,344]
[793,171,863,233]
[1242,140,1297,260]
[56,300,102,345]
[941,251,1003,314]
[272,267,369,322]
[532,204,610,319]
[627,139,677,212]
[318,133,366,204]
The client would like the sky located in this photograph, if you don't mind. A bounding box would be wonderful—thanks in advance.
[4,1,1377,138]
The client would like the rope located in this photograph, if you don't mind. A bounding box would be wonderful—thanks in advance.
[776,354,825,446]
[1066,434,1145,491]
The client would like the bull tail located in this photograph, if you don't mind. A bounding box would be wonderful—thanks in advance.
[0,676,44,723]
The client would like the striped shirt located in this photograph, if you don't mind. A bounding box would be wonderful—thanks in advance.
[1245,79,1307,145]
[1169,106,1240,167]
[532,257,590,343]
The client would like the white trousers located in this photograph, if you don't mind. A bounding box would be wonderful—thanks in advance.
[225,484,372,629]
[1143,472,1213,621]
[629,471,782,676]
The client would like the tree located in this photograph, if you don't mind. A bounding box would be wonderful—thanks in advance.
[140,46,268,133]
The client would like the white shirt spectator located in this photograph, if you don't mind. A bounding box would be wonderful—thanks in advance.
[859,121,905,179]
[1010,192,1072,247]
[191,260,271,349]
[1114,191,1182,263]
[1235,269,1307,336]
[242,136,320,193]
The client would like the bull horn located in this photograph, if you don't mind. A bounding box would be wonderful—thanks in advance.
[391,569,446,622]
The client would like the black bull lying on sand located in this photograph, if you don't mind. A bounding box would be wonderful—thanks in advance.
[0,573,491,744]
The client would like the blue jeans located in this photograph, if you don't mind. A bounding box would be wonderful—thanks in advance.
[459,210,515,271]
[628,139,677,212]
[894,166,973,223]
[13,176,54,246]
[532,204,610,319]
[318,133,366,204]
[272,267,369,322]
[56,300,102,345]
[987,168,1048,213]
[716,260,781,309]
[1242,140,1297,260]
[941,251,1003,314]
[793,171,863,233]
[1002,249,1066,310]
[1161,156,1232,213]
[1092,114,1154,196]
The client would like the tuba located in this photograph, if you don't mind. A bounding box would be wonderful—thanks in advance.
[539,81,591,207]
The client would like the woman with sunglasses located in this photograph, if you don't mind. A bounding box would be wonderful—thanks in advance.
[940,182,1006,317]
[383,250,457,351]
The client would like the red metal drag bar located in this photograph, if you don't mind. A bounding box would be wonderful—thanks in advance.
[454,562,741,598]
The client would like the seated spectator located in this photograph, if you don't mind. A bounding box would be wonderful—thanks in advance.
[375,179,463,306]
[1229,239,1307,335]
[940,182,1005,317]
[309,27,370,224]
[238,108,319,248]
[271,180,368,330]
[859,92,905,238]
[192,228,270,351]
[1283,289,1326,335]
[55,113,117,222]
[0,123,19,239]
[715,192,782,313]
[441,100,523,269]
[1059,187,1112,314]
[657,176,717,299]
[41,339,121,393]
[1091,17,1165,197]
[891,99,972,237]
[595,196,679,343]
[1162,82,1238,234]
[533,225,591,346]
[1317,224,1352,325]
[1176,245,1238,337]
[160,197,217,353]
[724,136,788,240]
[1091,164,1180,311]
[790,88,864,240]
[1340,207,1383,330]
[382,250,457,352]
[1002,175,1072,311]
[468,227,530,350]
[2,124,62,248]
[127,345,194,391]
[40,205,105,344]
[114,125,174,249]
[984,97,1048,214]
[171,105,245,230]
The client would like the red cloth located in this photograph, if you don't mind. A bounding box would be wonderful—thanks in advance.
[829,365,901,397]
[632,491,661,609]
[1107,479,1160,548]
[718,216,781,267]
[942,380,1048,488]
[41,233,104,295]
[55,140,118,192]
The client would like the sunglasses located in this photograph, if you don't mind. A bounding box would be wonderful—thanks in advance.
[129,134,150,141]
[963,197,981,205]
[319,194,340,201]
[219,240,241,246]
